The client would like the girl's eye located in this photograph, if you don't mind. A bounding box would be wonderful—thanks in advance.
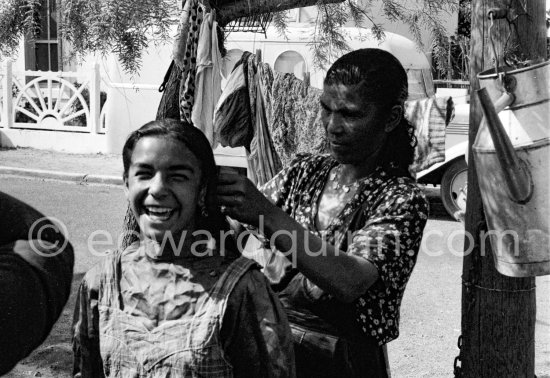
[135,171,153,180]
[172,173,190,181]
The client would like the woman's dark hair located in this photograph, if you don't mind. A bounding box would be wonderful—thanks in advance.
[122,118,237,256]
[324,48,417,175]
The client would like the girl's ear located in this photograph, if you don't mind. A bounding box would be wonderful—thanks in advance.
[384,104,403,133]
[198,185,207,208]
[123,176,130,198]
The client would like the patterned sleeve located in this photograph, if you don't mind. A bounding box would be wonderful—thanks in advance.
[259,153,315,210]
[221,269,296,378]
[72,265,105,378]
[347,182,429,292]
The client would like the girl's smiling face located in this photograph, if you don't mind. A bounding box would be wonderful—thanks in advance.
[124,136,204,245]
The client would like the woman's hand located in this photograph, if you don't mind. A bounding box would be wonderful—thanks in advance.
[216,173,275,227]
[217,172,379,302]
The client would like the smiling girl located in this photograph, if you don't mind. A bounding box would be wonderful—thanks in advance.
[72,119,294,377]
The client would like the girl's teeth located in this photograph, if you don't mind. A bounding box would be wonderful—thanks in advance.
[146,207,174,218]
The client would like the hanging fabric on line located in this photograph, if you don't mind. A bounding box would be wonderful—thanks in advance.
[213,53,326,184]
[172,0,205,123]
[191,10,223,147]
[213,51,255,150]
[248,64,283,186]
[269,71,328,168]
[214,51,453,182]
[213,52,283,186]
[405,96,452,173]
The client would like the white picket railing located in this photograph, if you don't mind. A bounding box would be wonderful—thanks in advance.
[0,60,103,134]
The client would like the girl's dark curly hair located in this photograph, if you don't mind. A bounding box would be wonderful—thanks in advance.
[324,48,417,175]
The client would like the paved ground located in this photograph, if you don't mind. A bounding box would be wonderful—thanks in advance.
[0,147,548,377]
[0,147,123,184]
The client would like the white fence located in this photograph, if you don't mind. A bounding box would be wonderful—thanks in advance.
[0,60,168,153]
[0,60,246,162]
[0,60,104,134]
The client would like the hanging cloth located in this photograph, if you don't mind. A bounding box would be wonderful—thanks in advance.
[269,71,327,168]
[213,52,283,185]
[213,52,254,149]
[248,67,283,186]
[405,96,453,173]
[172,0,205,123]
[172,0,193,70]
[191,11,223,147]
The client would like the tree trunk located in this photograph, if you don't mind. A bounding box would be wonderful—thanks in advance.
[460,1,546,377]
[216,0,344,26]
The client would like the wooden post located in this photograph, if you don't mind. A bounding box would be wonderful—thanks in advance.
[2,60,13,129]
[459,1,546,377]
[89,62,101,134]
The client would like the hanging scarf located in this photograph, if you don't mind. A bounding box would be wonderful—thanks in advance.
[172,0,206,123]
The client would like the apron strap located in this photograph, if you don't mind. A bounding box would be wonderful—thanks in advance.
[210,256,258,316]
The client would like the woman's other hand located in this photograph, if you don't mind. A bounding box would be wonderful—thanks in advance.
[216,173,274,227]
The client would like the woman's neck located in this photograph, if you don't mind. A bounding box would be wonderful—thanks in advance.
[338,160,379,184]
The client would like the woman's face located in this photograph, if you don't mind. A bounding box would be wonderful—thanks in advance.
[320,83,389,165]
[124,136,204,245]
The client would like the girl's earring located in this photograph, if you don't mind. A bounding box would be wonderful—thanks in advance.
[200,204,209,218]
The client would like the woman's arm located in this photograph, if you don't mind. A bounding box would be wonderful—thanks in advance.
[72,266,104,378]
[0,239,73,375]
[217,173,378,303]
[0,243,52,374]
[261,205,379,303]
[0,192,74,374]
[221,269,296,378]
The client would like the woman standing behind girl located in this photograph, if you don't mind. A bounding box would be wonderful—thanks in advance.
[72,119,295,377]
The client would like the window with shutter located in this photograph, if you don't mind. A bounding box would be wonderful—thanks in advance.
[24,0,61,72]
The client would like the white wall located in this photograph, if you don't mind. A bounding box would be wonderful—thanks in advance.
[100,45,171,154]
[0,129,106,153]
[1,39,173,154]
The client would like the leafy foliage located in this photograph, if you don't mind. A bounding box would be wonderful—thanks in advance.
[271,9,291,40]
[0,0,41,58]
[432,34,470,81]
[302,0,458,69]
[432,0,470,81]
[1,0,180,73]
[1,0,458,74]
[61,0,180,73]
[310,2,349,69]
